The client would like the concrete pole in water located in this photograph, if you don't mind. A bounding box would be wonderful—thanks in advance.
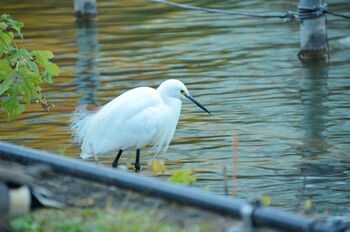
[74,0,97,20]
[298,0,328,60]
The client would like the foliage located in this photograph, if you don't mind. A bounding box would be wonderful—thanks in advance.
[148,159,167,176]
[148,160,197,185]
[168,169,197,185]
[0,14,58,120]
[258,195,271,206]
[10,208,214,232]
[304,199,312,211]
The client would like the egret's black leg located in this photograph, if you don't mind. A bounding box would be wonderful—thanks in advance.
[135,149,141,172]
[112,150,123,168]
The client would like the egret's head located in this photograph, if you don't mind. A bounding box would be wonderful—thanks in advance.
[158,79,211,115]
[157,79,189,99]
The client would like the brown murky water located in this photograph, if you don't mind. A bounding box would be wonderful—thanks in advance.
[1,0,350,219]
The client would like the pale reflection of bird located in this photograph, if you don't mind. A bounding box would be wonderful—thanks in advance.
[0,165,63,231]
[71,79,211,171]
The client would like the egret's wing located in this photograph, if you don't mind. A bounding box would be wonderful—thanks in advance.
[119,106,162,149]
[81,87,163,157]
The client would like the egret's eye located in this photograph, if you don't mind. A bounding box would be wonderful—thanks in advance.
[180,90,185,94]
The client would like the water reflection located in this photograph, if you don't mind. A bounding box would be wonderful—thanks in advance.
[297,62,350,214]
[300,62,329,156]
[297,62,329,211]
[73,20,100,106]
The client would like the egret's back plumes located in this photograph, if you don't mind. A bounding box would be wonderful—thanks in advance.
[70,106,95,146]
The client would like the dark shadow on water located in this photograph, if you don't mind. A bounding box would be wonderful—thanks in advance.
[299,61,329,157]
[73,20,100,106]
[295,61,344,212]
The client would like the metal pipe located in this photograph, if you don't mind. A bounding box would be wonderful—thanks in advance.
[0,141,346,232]
[0,142,244,217]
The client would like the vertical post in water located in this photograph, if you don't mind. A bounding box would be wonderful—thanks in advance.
[74,0,97,20]
[298,0,328,60]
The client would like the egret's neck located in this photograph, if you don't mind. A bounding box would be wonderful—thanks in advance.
[157,85,183,116]
[162,95,182,109]
[163,97,182,123]
[157,87,176,102]
[157,90,182,114]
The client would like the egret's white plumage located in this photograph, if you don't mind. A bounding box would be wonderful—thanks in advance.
[70,79,210,170]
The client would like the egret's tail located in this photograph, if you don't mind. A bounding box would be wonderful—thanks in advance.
[69,105,95,146]
[80,152,91,159]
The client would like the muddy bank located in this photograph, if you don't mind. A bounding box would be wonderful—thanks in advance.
[2,159,269,231]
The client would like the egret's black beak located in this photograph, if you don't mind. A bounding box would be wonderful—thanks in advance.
[185,94,211,115]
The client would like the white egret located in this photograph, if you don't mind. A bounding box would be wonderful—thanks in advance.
[71,79,210,171]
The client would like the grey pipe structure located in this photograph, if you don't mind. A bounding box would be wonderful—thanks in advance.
[0,141,348,232]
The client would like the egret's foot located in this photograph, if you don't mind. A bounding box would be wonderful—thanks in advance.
[135,165,141,172]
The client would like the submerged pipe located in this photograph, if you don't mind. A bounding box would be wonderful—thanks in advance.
[0,142,348,232]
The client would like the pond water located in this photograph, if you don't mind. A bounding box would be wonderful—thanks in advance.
[1,0,350,219]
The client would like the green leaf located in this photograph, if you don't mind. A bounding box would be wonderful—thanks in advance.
[31,50,54,68]
[168,169,197,185]
[0,14,24,39]
[0,30,13,46]
[43,72,53,84]
[16,69,42,103]
[40,50,54,59]
[26,60,39,73]
[17,48,31,59]
[259,195,271,206]
[0,14,11,22]
[21,78,40,103]
[0,21,8,31]
[44,62,59,83]
[148,159,167,176]
[1,96,24,120]
[304,199,312,210]
[10,48,31,67]
[21,69,43,85]
[0,78,12,95]
[0,14,9,20]
[7,78,21,95]
[0,69,15,84]
[9,46,17,55]
[47,62,59,76]
[0,60,11,72]
[7,31,14,40]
